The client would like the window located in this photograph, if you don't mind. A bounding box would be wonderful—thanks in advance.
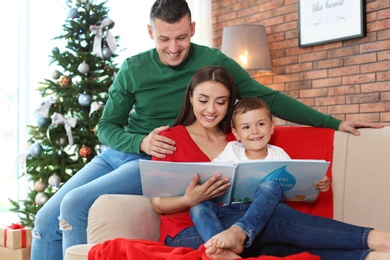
[0,0,211,223]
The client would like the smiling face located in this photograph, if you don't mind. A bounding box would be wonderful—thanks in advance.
[232,108,275,159]
[189,81,230,130]
[148,14,195,67]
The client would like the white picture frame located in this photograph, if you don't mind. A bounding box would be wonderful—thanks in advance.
[298,0,365,47]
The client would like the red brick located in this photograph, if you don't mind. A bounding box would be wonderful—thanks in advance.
[299,51,327,62]
[300,70,328,80]
[344,53,377,65]
[360,102,390,113]
[380,113,390,122]
[361,81,390,92]
[361,60,390,73]
[328,66,360,77]
[328,86,360,96]
[378,50,390,61]
[299,88,328,98]
[329,105,359,114]
[315,96,345,106]
[346,113,380,122]
[285,62,313,73]
[314,58,344,69]
[346,93,380,104]
[342,74,376,85]
[312,77,342,88]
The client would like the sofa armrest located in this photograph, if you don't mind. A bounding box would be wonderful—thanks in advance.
[333,127,390,231]
[87,194,160,244]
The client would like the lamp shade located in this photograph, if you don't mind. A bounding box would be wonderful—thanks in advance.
[222,25,272,71]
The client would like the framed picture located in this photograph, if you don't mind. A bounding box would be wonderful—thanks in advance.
[298,0,365,47]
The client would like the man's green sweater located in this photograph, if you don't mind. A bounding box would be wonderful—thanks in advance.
[98,43,340,154]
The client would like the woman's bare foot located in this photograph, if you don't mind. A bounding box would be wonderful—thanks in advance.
[365,251,390,260]
[205,246,242,259]
[368,230,390,252]
[204,226,246,254]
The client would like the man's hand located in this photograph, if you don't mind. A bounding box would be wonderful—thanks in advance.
[140,125,176,158]
[338,120,384,136]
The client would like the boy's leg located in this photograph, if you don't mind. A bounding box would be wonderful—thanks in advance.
[231,180,283,247]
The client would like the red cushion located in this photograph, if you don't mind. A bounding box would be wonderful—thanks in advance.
[270,126,335,218]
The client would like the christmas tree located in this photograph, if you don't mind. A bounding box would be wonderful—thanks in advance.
[11,0,119,227]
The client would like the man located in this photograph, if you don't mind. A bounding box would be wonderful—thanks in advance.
[31,1,381,259]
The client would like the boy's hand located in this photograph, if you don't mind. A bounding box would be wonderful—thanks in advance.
[140,125,176,158]
[315,176,330,192]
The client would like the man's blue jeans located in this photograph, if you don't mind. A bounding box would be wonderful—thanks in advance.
[30,148,151,260]
[166,181,372,260]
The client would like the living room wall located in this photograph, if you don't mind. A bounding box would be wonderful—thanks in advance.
[211,0,390,125]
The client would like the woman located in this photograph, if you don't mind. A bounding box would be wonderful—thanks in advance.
[151,66,390,260]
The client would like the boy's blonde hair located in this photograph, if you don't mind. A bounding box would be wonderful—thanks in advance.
[232,97,272,128]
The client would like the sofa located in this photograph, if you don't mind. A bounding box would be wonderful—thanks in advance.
[65,126,390,260]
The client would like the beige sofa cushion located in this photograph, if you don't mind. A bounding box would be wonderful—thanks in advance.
[333,127,390,231]
[87,194,160,244]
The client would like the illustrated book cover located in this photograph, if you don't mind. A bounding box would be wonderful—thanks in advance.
[139,159,330,205]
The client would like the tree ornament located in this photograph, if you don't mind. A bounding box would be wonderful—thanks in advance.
[52,47,60,54]
[77,62,90,74]
[48,174,61,188]
[34,180,47,192]
[35,192,50,206]
[67,8,79,19]
[80,146,92,157]
[36,116,49,127]
[52,70,61,79]
[29,143,43,157]
[56,137,68,147]
[78,93,92,107]
[99,144,109,153]
[59,75,72,87]
[102,46,113,59]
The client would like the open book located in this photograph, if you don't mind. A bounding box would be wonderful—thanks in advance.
[139,159,330,205]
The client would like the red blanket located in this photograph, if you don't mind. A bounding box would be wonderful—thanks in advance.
[88,238,320,260]
[270,126,335,218]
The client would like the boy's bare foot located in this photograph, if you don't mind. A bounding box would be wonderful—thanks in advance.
[205,246,242,259]
[368,231,390,252]
[204,226,246,254]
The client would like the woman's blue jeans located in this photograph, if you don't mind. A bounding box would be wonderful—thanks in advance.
[166,182,372,260]
[30,148,151,260]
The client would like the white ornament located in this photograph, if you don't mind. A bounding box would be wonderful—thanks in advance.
[77,62,90,74]
[48,174,61,188]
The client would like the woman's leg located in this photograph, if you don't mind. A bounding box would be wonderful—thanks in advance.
[190,201,225,242]
[164,226,205,249]
[245,203,374,259]
[31,148,150,260]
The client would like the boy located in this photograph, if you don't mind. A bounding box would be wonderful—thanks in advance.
[190,97,330,257]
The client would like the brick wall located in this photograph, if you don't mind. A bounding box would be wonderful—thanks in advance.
[211,0,390,125]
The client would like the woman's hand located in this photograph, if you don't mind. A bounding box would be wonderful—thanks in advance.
[315,176,330,192]
[140,125,176,158]
[183,174,230,206]
[338,120,384,136]
[151,173,230,214]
